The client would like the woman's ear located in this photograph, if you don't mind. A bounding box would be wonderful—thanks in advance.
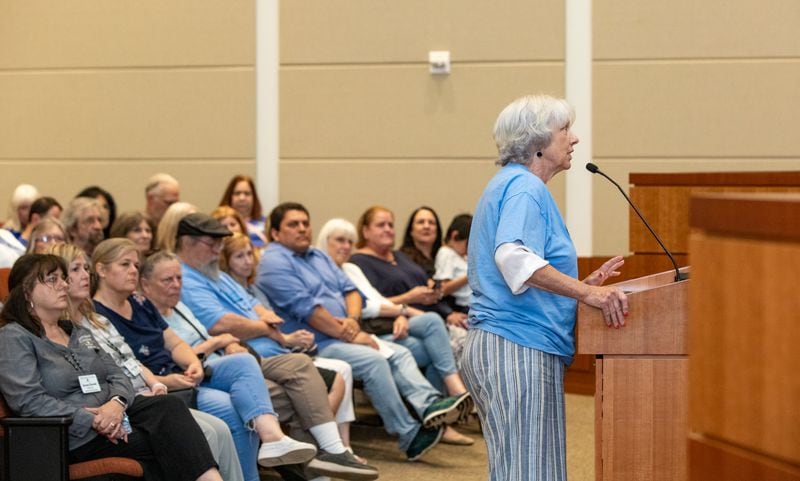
[94,262,106,279]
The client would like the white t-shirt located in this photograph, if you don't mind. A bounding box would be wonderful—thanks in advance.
[342,262,392,319]
[433,245,472,307]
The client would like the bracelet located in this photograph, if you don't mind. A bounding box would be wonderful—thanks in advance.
[152,382,168,393]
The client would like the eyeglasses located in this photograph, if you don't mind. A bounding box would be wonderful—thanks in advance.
[35,235,65,244]
[195,237,223,249]
[41,273,71,289]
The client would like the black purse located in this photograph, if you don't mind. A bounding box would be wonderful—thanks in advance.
[360,317,395,336]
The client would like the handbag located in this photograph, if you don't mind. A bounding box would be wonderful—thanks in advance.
[360,317,395,336]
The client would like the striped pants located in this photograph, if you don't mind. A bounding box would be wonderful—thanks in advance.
[461,328,567,481]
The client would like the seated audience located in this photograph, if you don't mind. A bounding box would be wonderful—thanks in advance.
[218,175,268,248]
[77,186,117,239]
[155,202,196,252]
[317,218,474,446]
[90,239,319,481]
[350,206,468,331]
[258,202,471,461]
[0,254,223,481]
[434,214,473,314]
[62,197,105,256]
[144,173,180,226]
[220,233,364,461]
[110,211,154,256]
[2,183,39,239]
[25,217,67,254]
[50,243,244,481]
[143,248,377,480]
[19,196,63,246]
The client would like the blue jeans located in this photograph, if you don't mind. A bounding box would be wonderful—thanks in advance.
[380,312,456,393]
[319,340,440,451]
[198,353,274,481]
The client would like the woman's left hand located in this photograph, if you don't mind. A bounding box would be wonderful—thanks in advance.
[446,311,469,329]
[392,316,409,340]
[584,256,624,286]
[86,400,124,437]
[184,361,204,384]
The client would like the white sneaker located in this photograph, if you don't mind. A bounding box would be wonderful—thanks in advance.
[257,436,317,467]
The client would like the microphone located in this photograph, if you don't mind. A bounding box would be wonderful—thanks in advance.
[586,162,688,282]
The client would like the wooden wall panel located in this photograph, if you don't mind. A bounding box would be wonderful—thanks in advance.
[0,160,254,215]
[280,65,564,159]
[0,0,254,68]
[595,0,800,60]
[689,232,800,465]
[280,159,565,238]
[588,160,800,256]
[593,62,800,159]
[280,0,563,64]
[0,70,254,159]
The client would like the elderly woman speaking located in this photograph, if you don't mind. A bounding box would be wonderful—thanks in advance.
[461,94,629,481]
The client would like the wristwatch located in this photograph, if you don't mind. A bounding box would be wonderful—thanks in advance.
[400,304,409,317]
[111,395,128,409]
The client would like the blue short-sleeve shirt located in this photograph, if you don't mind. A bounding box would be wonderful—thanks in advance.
[468,163,578,364]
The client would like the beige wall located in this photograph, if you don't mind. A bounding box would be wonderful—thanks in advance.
[279,0,566,240]
[592,0,800,254]
[0,0,255,220]
[4,1,799,254]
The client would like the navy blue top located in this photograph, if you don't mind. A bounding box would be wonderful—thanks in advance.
[94,295,178,375]
[349,250,453,318]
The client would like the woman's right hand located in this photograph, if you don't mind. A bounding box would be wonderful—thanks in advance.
[162,372,196,390]
[582,285,628,328]
[405,285,438,305]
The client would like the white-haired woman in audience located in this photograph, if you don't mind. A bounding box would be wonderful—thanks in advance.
[154,202,196,252]
[0,253,223,481]
[49,243,244,481]
[3,183,39,239]
[317,218,475,446]
[26,217,67,254]
[110,211,155,256]
[219,233,369,461]
[91,238,318,481]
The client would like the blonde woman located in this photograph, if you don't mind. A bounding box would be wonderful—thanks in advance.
[154,202,196,252]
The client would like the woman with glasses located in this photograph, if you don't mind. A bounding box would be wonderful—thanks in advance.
[0,254,224,481]
[26,217,68,254]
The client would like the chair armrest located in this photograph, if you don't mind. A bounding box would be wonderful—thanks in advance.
[1,415,72,481]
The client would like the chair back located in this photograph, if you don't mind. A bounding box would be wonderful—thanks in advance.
[0,267,9,302]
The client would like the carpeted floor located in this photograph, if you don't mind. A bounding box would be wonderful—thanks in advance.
[261,393,595,481]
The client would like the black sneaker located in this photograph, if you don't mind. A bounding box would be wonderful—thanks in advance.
[307,450,380,481]
[406,425,444,461]
[422,392,471,428]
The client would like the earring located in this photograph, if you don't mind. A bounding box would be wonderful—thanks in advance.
[536,151,543,158]
[29,300,35,310]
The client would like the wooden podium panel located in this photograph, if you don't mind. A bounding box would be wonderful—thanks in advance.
[688,193,800,479]
[598,357,688,481]
[578,268,690,481]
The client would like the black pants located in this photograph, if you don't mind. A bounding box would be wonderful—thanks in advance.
[70,395,217,481]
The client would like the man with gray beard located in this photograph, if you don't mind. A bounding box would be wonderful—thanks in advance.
[174,213,379,481]
[62,197,104,255]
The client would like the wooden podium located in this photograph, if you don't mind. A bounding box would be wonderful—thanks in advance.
[577,268,690,481]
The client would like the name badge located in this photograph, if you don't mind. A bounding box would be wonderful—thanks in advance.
[123,358,141,377]
[78,374,101,394]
